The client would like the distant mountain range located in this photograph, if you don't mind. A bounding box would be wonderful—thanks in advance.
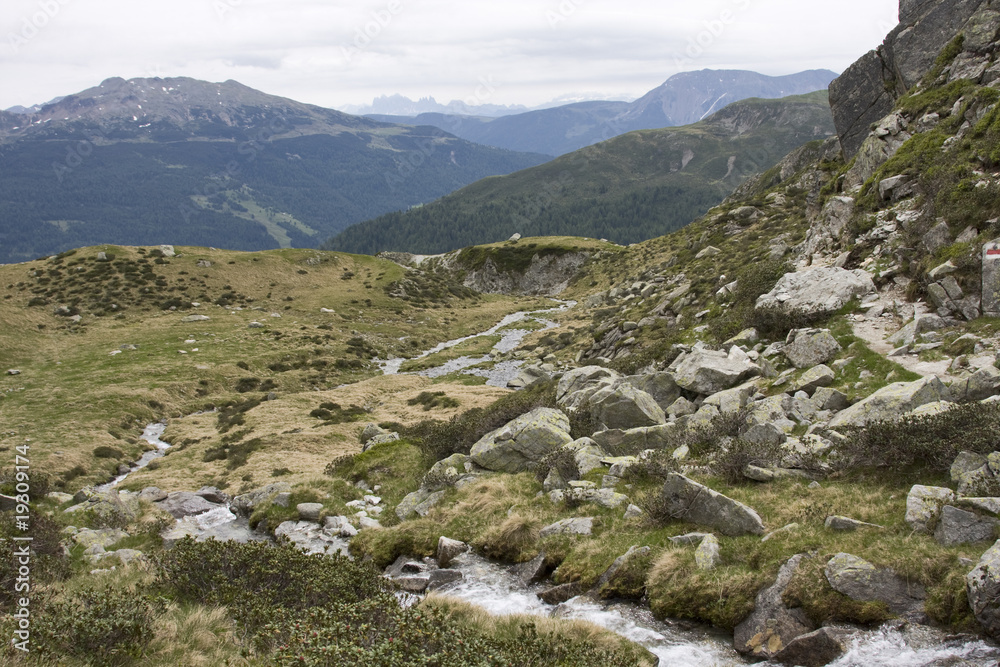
[366,69,838,156]
[323,91,837,256]
[338,92,636,118]
[0,77,548,264]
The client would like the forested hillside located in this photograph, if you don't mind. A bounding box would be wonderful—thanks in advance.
[323,92,836,255]
[0,77,549,264]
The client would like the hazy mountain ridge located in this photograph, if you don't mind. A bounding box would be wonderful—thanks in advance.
[363,69,838,156]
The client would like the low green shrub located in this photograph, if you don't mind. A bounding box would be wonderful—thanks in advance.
[708,259,790,343]
[33,586,163,666]
[0,514,70,609]
[311,402,367,424]
[157,538,386,633]
[838,402,1000,473]
[0,468,51,501]
[408,391,460,411]
[202,438,265,469]
[712,437,783,486]
[216,397,262,433]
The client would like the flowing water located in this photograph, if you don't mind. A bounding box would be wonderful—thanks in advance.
[437,552,746,665]
[377,300,575,386]
[96,422,171,492]
[434,553,1000,667]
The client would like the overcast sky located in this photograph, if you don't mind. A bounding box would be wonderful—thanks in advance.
[2,0,900,111]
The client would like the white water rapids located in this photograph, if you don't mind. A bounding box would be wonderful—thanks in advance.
[434,553,1000,666]
[96,422,171,492]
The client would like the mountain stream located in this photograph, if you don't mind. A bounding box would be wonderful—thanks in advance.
[148,301,999,665]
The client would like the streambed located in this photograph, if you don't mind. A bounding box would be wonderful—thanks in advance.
[377,300,574,385]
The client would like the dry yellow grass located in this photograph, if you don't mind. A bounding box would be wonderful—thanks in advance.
[0,245,540,492]
[145,604,246,667]
[123,374,510,492]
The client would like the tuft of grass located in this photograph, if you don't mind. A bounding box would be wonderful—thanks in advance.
[475,513,540,563]
[647,547,766,630]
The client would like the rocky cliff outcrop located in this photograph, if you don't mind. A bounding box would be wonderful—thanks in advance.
[829,0,988,156]
[459,251,591,296]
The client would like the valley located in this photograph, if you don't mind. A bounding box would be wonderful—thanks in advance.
[5,1,1000,666]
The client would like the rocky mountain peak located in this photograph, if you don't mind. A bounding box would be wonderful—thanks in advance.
[0,76,365,141]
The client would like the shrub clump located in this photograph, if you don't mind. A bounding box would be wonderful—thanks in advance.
[310,402,367,424]
[838,402,1000,473]
[408,391,461,411]
[93,446,125,460]
[32,586,163,666]
[156,539,644,666]
[712,437,783,486]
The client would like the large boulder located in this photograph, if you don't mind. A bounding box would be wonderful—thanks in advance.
[984,238,1000,317]
[660,474,766,537]
[733,554,814,659]
[703,382,757,415]
[360,423,389,445]
[593,545,652,597]
[772,627,849,667]
[274,521,350,558]
[565,438,607,476]
[624,373,681,411]
[540,517,594,538]
[755,268,875,316]
[888,314,947,347]
[967,539,1000,639]
[64,490,141,527]
[783,330,842,369]
[671,348,762,395]
[437,537,469,569]
[396,489,446,520]
[556,366,621,409]
[470,408,573,473]
[507,365,552,390]
[957,366,1000,401]
[154,492,222,519]
[825,553,925,618]
[231,482,292,517]
[589,384,666,430]
[828,376,951,428]
[951,451,1000,496]
[906,485,956,534]
[934,505,1000,546]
